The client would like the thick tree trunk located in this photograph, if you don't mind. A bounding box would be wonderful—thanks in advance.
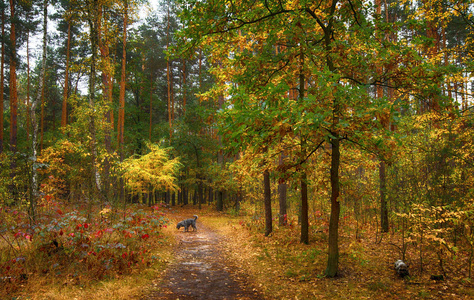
[299,49,308,244]
[264,169,272,236]
[278,154,287,226]
[326,137,341,277]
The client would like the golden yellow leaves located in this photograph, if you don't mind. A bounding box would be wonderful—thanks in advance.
[121,144,182,193]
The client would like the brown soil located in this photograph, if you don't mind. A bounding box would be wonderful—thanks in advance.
[143,218,262,300]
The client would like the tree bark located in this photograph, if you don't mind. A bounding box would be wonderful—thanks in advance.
[39,0,47,152]
[182,58,186,114]
[0,3,4,153]
[300,172,309,244]
[278,153,287,226]
[326,137,341,277]
[149,76,153,141]
[9,0,18,166]
[118,1,128,161]
[263,168,272,236]
[26,20,31,141]
[61,20,71,127]
[380,160,389,232]
[299,47,308,244]
[166,4,172,139]
[86,0,100,202]
[376,0,389,234]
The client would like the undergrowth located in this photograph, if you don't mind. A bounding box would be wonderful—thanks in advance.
[0,200,172,298]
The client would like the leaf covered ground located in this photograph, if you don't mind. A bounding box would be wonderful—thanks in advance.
[188,206,474,300]
[2,204,474,299]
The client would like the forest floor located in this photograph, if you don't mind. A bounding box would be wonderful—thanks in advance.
[142,211,262,299]
[6,204,474,299]
[142,205,474,300]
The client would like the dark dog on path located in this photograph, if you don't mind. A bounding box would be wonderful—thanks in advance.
[176,215,198,232]
[394,259,409,277]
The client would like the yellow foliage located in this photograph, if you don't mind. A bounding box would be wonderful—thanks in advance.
[121,144,182,194]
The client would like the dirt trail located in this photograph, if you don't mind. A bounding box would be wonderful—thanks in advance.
[143,218,262,300]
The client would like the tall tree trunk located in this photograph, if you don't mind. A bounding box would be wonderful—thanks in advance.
[0,2,4,153]
[166,4,172,140]
[149,77,153,141]
[216,88,225,211]
[61,21,71,128]
[326,136,341,277]
[39,0,47,152]
[26,21,31,141]
[299,47,308,244]
[117,0,128,204]
[263,168,272,237]
[98,5,114,200]
[324,1,340,276]
[29,100,39,225]
[26,11,34,223]
[86,0,100,204]
[118,0,128,161]
[376,0,389,234]
[182,58,186,114]
[9,0,17,165]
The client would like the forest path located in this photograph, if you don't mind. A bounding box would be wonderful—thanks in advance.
[142,211,262,300]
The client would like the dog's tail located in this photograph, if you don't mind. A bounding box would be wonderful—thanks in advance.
[193,215,198,220]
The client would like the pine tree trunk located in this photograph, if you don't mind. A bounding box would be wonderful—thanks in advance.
[9,0,18,166]
[149,77,153,141]
[26,23,31,141]
[0,3,4,154]
[118,2,128,161]
[117,1,128,204]
[61,21,70,127]
[39,0,47,152]
[182,58,186,114]
[166,4,172,140]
